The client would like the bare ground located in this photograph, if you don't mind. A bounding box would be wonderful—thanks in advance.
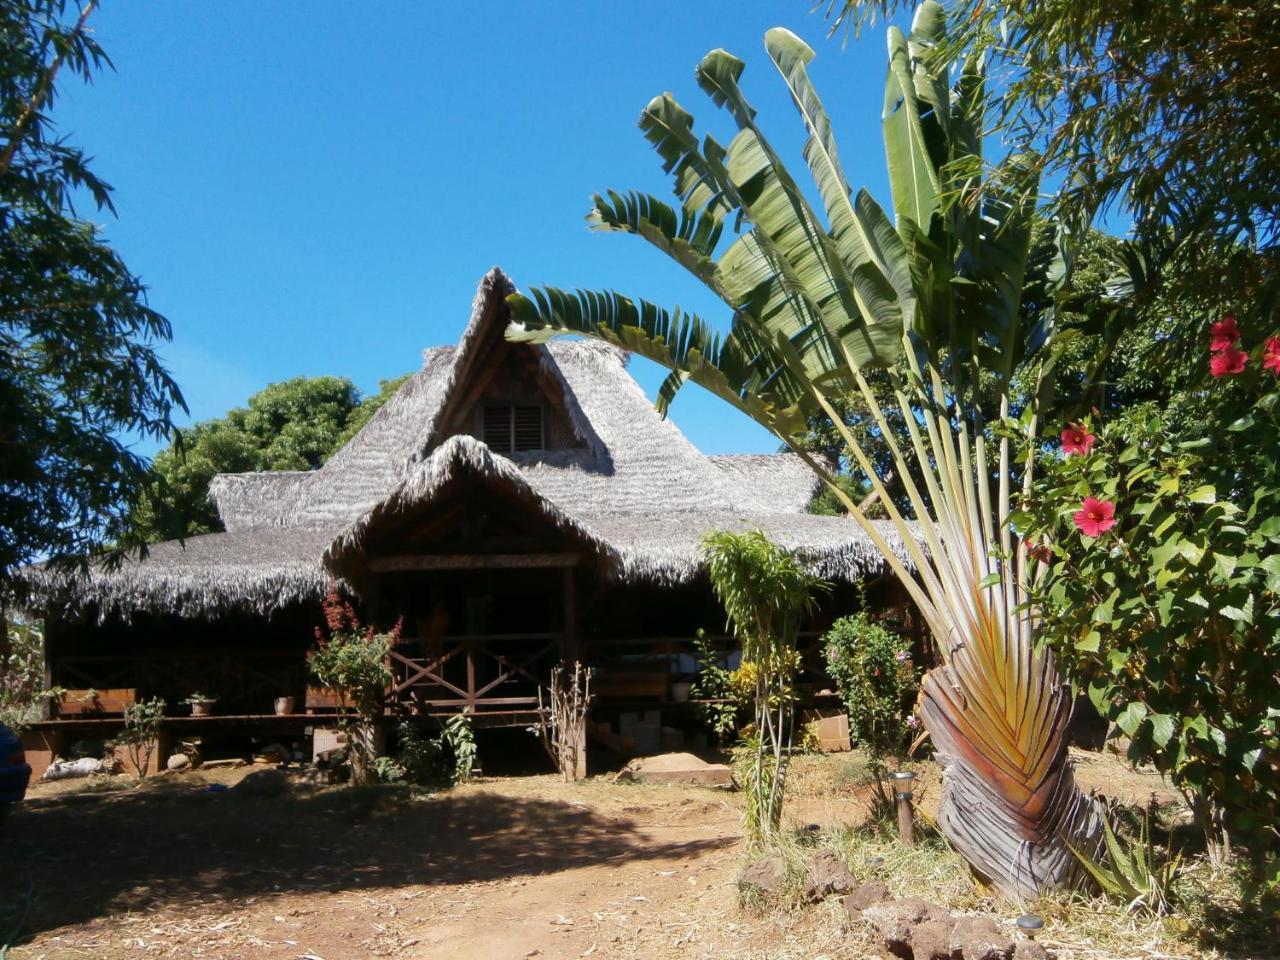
[0,751,1208,960]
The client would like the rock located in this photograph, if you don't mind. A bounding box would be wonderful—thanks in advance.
[615,752,733,787]
[952,916,1014,960]
[802,849,857,902]
[41,757,105,781]
[166,753,191,771]
[737,856,786,898]
[912,918,959,960]
[841,879,892,915]
[254,742,289,764]
[1012,941,1049,960]
[861,899,952,959]
[232,769,291,797]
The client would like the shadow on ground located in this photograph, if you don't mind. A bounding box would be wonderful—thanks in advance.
[0,773,732,939]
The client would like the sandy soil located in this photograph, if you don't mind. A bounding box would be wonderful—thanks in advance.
[0,750,1181,960]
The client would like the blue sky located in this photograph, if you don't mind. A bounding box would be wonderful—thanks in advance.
[57,1,909,457]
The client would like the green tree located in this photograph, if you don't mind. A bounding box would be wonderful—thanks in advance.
[508,5,1104,895]
[827,0,1280,250]
[1,0,185,577]
[134,373,410,541]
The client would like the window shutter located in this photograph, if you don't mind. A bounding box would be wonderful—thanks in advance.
[513,405,544,451]
[482,406,512,453]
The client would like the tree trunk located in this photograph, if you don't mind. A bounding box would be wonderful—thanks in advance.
[921,652,1103,898]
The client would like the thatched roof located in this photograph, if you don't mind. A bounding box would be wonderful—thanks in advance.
[25,267,912,619]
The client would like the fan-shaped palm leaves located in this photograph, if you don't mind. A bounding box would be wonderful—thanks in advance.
[507,2,1101,896]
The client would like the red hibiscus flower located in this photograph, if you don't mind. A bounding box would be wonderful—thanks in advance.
[1210,315,1241,351]
[1264,337,1280,374]
[1060,424,1096,456]
[1073,497,1116,538]
[1210,344,1249,378]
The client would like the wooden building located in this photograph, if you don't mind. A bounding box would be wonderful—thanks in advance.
[18,269,917,774]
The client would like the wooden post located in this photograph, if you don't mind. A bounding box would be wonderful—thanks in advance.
[892,771,917,846]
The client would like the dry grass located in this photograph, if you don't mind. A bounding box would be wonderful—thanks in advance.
[742,752,1275,960]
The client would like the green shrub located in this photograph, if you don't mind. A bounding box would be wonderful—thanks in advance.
[822,611,917,761]
[442,713,476,784]
[118,697,166,778]
[308,583,400,786]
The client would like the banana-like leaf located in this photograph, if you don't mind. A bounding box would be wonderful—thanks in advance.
[507,0,1101,897]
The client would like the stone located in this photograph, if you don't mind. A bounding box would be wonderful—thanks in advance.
[166,753,191,771]
[952,916,1014,960]
[861,898,951,958]
[615,753,733,788]
[802,849,857,902]
[912,918,959,960]
[254,742,289,764]
[841,879,892,915]
[1012,941,1050,960]
[736,856,786,898]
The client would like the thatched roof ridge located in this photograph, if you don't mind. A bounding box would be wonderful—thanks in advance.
[26,526,339,621]
[324,434,619,583]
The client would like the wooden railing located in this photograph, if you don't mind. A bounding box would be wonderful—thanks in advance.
[386,633,562,713]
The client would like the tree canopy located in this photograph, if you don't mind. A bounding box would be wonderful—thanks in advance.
[0,0,185,578]
[132,373,409,542]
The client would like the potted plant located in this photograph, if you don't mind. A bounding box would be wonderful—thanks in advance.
[273,695,296,716]
[182,693,217,717]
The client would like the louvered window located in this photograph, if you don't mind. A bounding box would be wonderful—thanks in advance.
[482,404,543,453]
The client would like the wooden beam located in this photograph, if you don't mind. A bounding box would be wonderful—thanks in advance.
[368,553,581,572]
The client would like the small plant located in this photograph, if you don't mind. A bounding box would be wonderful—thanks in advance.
[703,530,826,846]
[534,661,593,781]
[181,692,215,705]
[823,610,917,760]
[689,630,749,745]
[442,713,477,784]
[308,582,401,786]
[118,697,166,778]
[1069,803,1183,915]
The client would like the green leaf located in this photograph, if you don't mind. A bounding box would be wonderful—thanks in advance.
[1188,485,1217,504]
[1116,700,1149,737]
[1149,713,1176,748]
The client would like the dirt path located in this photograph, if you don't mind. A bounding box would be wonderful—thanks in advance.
[2,751,1180,960]
[3,771,765,960]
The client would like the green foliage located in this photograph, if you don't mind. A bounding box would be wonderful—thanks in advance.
[307,586,396,720]
[689,629,750,744]
[1022,381,1280,888]
[134,374,409,541]
[0,0,184,577]
[1069,805,1183,916]
[703,531,825,845]
[822,611,917,760]
[118,697,166,778]
[0,616,56,730]
[308,584,400,787]
[442,713,477,784]
[827,1,1280,249]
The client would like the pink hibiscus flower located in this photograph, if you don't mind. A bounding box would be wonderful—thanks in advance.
[1073,497,1116,538]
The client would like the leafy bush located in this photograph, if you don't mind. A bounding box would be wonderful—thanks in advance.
[442,713,476,784]
[0,617,59,730]
[1021,342,1280,891]
[689,630,749,745]
[308,584,401,786]
[822,611,918,761]
[118,697,166,778]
